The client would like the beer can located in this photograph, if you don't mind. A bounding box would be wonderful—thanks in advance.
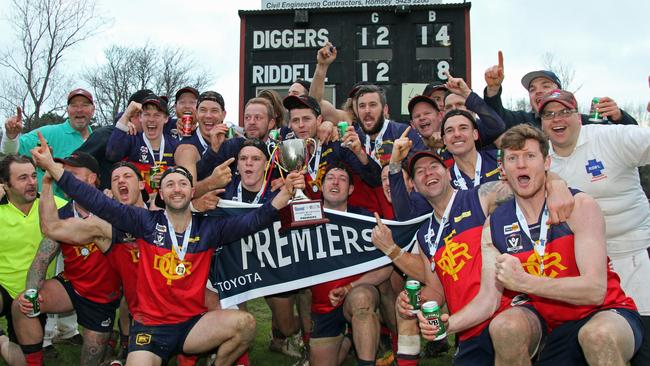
[337,121,349,137]
[180,112,193,137]
[496,149,503,180]
[226,127,236,139]
[24,289,41,317]
[269,129,280,141]
[588,97,604,123]
[405,280,421,312]
[149,165,161,190]
[422,300,447,340]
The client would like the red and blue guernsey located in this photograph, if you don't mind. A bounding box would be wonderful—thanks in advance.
[58,202,122,304]
[55,170,279,326]
[489,191,636,330]
[105,232,143,311]
[106,129,179,193]
[448,150,501,190]
[416,189,490,341]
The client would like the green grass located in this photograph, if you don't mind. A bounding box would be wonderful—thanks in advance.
[1,299,455,365]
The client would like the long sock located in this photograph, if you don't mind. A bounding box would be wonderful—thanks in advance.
[391,331,399,354]
[21,343,44,366]
[234,351,249,366]
[302,331,311,347]
[176,353,198,366]
[357,359,375,366]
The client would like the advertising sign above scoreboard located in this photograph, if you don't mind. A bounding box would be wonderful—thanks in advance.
[261,0,442,10]
[239,3,471,123]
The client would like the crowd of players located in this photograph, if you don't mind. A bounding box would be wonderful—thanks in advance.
[0,42,649,366]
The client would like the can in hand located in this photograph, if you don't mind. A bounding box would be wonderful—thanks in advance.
[269,129,280,141]
[588,97,604,123]
[337,121,349,137]
[24,289,41,317]
[180,112,194,137]
[405,279,421,313]
[422,300,447,340]
[226,127,236,139]
[149,164,161,190]
[496,149,503,180]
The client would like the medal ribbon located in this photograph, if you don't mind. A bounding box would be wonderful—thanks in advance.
[425,190,458,273]
[164,212,193,263]
[515,200,550,274]
[307,141,323,183]
[452,152,482,190]
[364,120,389,166]
[234,181,263,204]
[143,134,165,163]
[196,131,208,154]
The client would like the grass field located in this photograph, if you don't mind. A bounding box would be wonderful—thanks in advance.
[1,298,454,365]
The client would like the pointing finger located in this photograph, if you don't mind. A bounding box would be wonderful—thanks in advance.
[443,70,453,80]
[400,126,412,139]
[37,131,48,149]
[374,212,385,228]
[497,50,504,69]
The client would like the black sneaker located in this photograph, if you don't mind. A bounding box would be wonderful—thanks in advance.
[43,344,59,359]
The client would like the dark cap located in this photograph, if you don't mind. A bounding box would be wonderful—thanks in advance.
[197,91,225,110]
[521,70,562,90]
[67,88,94,104]
[240,139,270,161]
[408,95,440,117]
[293,79,311,94]
[110,161,149,203]
[422,81,447,97]
[348,81,372,98]
[406,151,446,177]
[175,86,200,102]
[537,89,578,112]
[128,89,154,104]
[283,95,321,116]
[142,95,169,115]
[55,151,100,175]
[154,166,194,208]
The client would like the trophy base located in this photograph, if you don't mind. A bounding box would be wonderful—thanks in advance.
[279,199,329,232]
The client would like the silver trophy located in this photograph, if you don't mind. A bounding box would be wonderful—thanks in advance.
[273,138,328,230]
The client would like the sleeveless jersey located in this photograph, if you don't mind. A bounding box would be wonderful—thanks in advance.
[489,192,637,330]
[106,232,142,311]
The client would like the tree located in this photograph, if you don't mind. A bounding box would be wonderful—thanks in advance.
[83,44,212,125]
[541,52,582,94]
[0,0,107,131]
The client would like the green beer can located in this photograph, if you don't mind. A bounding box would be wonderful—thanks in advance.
[337,121,349,137]
[24,289,41,317]
[422,300,446,340]
[149,164,161,190]
[405,279,421,313]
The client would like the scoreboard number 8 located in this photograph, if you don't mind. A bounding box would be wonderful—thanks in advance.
[437,61,450,80]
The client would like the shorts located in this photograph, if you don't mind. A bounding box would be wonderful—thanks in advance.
[536,308,644,366]
[129,315,202,362]
[56,274,119,333]
[454,304,545,366]
[0,285,46,342]
[610,249,650,315]
[311,306,349,339]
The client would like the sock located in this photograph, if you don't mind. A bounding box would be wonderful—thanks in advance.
[271,326,286,340]
[396,355,419,366]
[396,334,420,366]
[391,331,399,354]
[176,353,198,366]
[234,351,250,366]
[120,334,129,350]
[357,359,375,366]
[21,343,44,366]
[302,331,311,346]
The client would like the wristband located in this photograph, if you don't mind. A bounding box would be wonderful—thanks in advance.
[388,245,403,261]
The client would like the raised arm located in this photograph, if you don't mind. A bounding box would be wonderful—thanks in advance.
[446,220,504,334]
[496,194,607,305]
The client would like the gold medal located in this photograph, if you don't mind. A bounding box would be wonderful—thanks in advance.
[175,263,186,276]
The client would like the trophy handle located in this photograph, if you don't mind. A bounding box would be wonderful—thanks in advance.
[304,138,318,168]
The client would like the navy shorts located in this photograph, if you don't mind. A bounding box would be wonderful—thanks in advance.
[311,306,349,339]
[56,274,119,333]
[536,308,644,366]
[129,315,202,362]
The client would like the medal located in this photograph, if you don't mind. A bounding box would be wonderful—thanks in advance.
[312,185,319,193]
[80,247,90,257]
[165,212,193,278]
[175,263,186,276]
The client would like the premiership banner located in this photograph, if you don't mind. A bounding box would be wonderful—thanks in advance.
[211,200,430,308]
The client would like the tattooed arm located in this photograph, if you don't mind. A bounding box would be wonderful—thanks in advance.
[478,181,513,216]
[25,237,60,290]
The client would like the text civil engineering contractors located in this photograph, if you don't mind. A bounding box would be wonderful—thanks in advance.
[262,0,441,10]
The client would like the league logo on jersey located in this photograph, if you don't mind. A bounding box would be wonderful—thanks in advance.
[153,224,167,246]
[123,233,136,242]
[585,159,607,182]
[506,234,523,253]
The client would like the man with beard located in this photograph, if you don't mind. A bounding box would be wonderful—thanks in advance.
[167,86,200,139]
[439,124,642,365]
[482,51,637,128]
[12,152,122,366]
[29,131,303,366]
[107,95,179,194]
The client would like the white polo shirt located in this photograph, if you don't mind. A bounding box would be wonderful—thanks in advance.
[549,124,650,256]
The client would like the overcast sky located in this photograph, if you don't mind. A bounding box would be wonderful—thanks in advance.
[0,0,648,122]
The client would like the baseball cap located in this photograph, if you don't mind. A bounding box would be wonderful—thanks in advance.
[406,151,446,177]
[283,95,321,116]
[154,166,194,208]
[142,95,169,115]
[175,86,200,102]
[537,89,578,112]
[348,81,372,98]
[521,70,562,90]
[294,79,311,94]
[197,91,225,110]
[408,95,440,117]
[55,151,100,175]
[240,139,270,161]
[110,161,149,203]
[67,88,94,104]
[422,81,447,97]
[128,89,154,104]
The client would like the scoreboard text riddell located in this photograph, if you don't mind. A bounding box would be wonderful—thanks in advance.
[239,3,471,122]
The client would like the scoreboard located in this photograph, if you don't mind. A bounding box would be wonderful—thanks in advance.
[238,3,471,122]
